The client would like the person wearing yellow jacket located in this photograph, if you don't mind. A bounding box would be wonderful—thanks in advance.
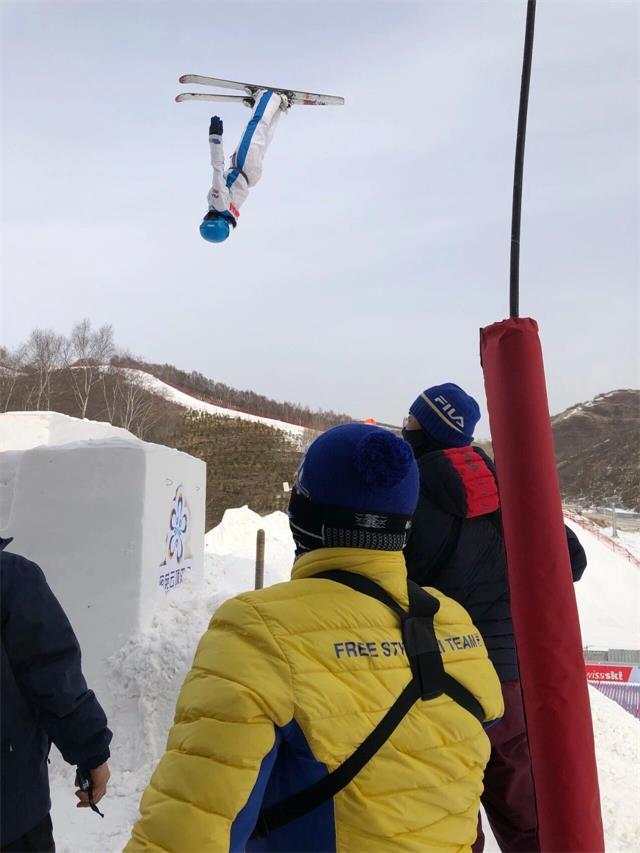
[126,424,503,853]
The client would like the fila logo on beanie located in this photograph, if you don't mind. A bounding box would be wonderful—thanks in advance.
[409,383,480,448]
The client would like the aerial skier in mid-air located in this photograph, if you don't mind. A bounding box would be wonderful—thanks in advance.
[200,89,288,244]
[175,75,345,243]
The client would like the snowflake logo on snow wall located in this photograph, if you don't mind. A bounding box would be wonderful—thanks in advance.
[158,486,193,593]
[169,492,188,562]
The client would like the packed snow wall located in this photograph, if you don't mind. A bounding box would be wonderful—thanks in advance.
[0,412,206,727]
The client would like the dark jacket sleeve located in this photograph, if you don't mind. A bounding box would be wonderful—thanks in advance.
[1,554,112,770]
[565,526,587,582]
[404,493,458,586]
[404,496,440,585]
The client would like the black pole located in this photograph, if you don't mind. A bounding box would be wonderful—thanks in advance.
[510,0,537,318]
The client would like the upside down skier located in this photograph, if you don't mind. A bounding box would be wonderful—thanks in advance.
[200,89,289,243]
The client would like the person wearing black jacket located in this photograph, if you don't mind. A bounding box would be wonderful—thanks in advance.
[1,538,112,851]
[402,384,587,853]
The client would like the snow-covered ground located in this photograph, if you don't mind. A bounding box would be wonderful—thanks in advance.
[566,518,640,650]
[50,510,639,851]
[122,368,307,440]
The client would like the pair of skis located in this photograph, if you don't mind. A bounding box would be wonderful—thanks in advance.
[176,74,345,108]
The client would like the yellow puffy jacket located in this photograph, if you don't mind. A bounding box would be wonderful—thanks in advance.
[126,548,503,853]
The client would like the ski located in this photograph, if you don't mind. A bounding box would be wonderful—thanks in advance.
[175,93,253,106]
[177,74,345,106]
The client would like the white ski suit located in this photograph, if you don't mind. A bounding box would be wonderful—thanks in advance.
[207,89,285,225]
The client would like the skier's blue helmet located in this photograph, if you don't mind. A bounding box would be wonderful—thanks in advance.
[199,216,230,244]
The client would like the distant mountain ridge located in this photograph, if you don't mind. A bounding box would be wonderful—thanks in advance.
[552,389,639,511]
[127,368,637,512]
[3,330,636,512]
[121,368,638,512]
[113,357,350,432]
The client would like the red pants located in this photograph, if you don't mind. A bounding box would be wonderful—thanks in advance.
[473,680,539,853]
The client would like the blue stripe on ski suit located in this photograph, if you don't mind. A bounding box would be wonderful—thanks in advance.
[226,90,274,189]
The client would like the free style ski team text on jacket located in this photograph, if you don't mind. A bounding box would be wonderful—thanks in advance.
[126,548,503,853]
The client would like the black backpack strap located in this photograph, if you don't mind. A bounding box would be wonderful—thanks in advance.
[440,673,485,721]
[312,569,406,619]
[253,679,421,838]
[251,571,485,840]
[404,581,485,720]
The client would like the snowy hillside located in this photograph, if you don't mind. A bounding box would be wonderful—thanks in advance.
[121,368,307,440]
[49,509,639,852]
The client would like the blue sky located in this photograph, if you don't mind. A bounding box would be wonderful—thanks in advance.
[1,0,637,434]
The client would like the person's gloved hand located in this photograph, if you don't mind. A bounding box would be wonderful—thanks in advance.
[209,116,223,135]
[75,761,110,809]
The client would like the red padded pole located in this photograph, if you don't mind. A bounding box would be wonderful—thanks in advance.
[480,317,604,852]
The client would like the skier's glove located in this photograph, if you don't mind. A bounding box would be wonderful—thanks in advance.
[209,116,223,136]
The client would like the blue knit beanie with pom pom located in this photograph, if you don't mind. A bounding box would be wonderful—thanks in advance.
[289,423,419,554]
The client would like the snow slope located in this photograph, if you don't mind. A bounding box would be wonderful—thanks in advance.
[566,518,640,650]
[49,508,639,851]
[589,686,640,850]
[122,368,307,440]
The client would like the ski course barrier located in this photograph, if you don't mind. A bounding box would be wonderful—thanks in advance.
[585,663,640,684]
[564,509,640,569]
[585,664,640,720]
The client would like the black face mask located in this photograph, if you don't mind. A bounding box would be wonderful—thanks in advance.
[401,428,446,458]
